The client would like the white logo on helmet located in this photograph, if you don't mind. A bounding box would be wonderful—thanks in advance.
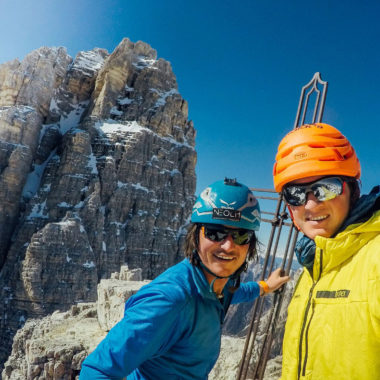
[219,199,237,209]
[199,187,217,209]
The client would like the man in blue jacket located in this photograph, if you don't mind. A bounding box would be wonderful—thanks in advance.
[80,178,289,379]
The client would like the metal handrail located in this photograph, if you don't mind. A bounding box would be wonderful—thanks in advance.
[237,72,328,380]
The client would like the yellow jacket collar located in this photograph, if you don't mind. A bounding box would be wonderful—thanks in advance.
[314,210,380,277]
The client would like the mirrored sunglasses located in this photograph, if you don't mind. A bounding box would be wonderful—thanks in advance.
[201,224,254,246]
[283,176,344,206]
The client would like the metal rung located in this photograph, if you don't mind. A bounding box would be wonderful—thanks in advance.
[261,211,276,216]
[254,195,280,201]
[250,188,278,193]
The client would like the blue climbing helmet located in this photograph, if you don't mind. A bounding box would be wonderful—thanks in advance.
[191,178,261,231]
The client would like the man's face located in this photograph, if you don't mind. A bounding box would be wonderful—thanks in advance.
[287,176,351,240]
[197,225,250,281]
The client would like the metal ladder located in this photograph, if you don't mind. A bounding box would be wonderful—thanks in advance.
[236,72,328,380]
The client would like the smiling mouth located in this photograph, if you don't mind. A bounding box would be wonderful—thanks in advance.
[307,215,329,222]
[214,254,235,261]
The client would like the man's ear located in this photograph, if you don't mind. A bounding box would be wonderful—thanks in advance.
[287,204,301,231]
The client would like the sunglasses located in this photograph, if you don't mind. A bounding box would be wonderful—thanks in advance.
[283,176,345,206]
[201,224,254,246]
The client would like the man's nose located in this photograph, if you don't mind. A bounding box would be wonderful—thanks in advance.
[220,234,235,249]
[304,191,320,208]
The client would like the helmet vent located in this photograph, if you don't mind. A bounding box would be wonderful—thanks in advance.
[319,132,345,139]
[279,147,294,159]
[334,149,344,160]
[308,143,325,148]
[343,149,354,159]
[319,157,336,161]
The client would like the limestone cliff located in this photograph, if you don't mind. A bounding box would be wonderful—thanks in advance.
[0,38,196,368]
[2,266,148,380]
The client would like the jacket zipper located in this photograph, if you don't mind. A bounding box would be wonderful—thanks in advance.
[297,249,323,379]
[297,284,315,379]
[302,300,315,376]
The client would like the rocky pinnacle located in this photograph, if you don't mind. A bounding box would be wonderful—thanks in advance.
[0,38,196,369]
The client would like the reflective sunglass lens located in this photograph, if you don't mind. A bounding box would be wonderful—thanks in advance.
[284,177,343,206]
[202,225,253,245]
[231,230,253,245]
[283,187,306,206]
[313,185,336,201]
[215,230,228,241]
[202,226,227,242]
[313,179,343,201]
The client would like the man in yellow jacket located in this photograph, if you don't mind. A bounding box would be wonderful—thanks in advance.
[273,123,380,379]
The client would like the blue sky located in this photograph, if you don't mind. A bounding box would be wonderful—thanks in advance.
[1,0,379,200]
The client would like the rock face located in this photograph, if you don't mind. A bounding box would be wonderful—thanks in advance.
[2,303,101,380]
[0,38,196,368]
[96,270,149,332]
[2,267,149,380]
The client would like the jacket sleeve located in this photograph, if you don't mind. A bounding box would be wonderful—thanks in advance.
[230,281,260,304]
[80,287,186,379]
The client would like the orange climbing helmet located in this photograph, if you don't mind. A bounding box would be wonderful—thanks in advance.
[273,123,361,192]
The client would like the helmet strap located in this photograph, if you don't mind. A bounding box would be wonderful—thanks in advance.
[199,260,248,294]
[200,261,230,280]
